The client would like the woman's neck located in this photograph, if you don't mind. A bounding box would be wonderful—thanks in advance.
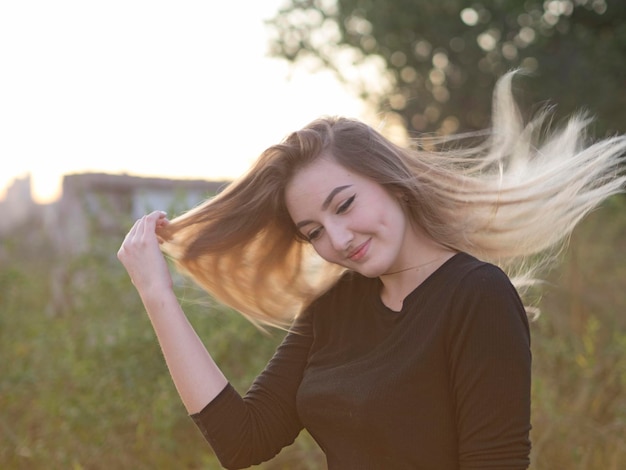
[378,233,457,311]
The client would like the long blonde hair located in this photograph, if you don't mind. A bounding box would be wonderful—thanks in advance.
[159,72,626,328]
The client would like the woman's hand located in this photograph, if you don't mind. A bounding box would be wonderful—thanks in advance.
[117,210,173,297]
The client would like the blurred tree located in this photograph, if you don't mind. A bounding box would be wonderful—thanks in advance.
[268,0,626,136]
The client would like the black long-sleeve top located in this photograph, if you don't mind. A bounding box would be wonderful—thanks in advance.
[192,253,532,469]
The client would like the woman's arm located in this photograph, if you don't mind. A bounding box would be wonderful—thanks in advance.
[118,211,310,469]
[448,264,532,469]
[117,210,228,414]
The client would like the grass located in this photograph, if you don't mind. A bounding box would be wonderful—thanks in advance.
[1,197,625,469]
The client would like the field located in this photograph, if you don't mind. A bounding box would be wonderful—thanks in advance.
[1,197,625,469]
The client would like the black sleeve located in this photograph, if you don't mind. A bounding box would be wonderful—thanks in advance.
[191,313,314,470]
[447,265,532,470]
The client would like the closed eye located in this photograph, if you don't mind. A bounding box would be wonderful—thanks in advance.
[302,194,355,242]
[306,227,323,242]
[337,195,355,214]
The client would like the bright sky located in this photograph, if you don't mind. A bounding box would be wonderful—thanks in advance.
[0,1,369,203]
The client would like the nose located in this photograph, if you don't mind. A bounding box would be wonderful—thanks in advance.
[325,222,353,253]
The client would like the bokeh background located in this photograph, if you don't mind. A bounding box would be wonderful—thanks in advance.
[1,0,625,468]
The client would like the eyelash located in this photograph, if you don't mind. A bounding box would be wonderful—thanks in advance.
[337,195,355,214]
[306,194,356,242]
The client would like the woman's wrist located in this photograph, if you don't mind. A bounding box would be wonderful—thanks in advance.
[139,283,178,313]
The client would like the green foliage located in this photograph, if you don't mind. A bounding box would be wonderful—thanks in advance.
[0,219,322,469]
[530,195,626,469]
[268,0,626,136]
[1,198,625,469]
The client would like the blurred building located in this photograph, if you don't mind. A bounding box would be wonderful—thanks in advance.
[0,174,39,236]
[49,173,227,257]
[1,172,226,253]
[0,172,228,316]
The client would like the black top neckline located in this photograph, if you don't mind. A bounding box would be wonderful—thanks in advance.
[374,252,464,315]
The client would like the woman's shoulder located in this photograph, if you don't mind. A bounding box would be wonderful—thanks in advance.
[441,252,514,288]
[430,252,524,314]
[443,253,527,322]
[304,270,376,314]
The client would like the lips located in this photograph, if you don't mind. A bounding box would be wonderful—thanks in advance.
[347,239,370,261]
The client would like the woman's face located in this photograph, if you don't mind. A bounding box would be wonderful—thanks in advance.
[285,155,415,278]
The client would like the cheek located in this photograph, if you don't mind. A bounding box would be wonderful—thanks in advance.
[376,204,409,243]
[311,239,338,263]
[390,207,408,230]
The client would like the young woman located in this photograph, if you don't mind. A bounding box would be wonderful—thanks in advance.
[117,73,626,469]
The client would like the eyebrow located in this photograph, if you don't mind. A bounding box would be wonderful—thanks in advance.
[322,185,352,210]
[295,184,353,229]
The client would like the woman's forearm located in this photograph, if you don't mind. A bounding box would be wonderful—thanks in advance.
[117,211,228,414]
[140,286,228,415]
[117,211,227,414]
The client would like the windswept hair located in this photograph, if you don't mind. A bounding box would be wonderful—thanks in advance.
[159,72,626,328]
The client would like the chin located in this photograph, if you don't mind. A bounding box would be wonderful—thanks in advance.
[351,263,389,279]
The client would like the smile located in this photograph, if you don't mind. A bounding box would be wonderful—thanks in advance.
[347,239,370,261]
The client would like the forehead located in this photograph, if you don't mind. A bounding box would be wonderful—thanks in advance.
[289,156,354,188]
[285,157,354,205]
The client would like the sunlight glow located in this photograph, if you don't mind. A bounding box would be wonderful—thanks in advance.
[0,1,368,203]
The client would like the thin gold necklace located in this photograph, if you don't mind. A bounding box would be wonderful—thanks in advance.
[382,254,447,276]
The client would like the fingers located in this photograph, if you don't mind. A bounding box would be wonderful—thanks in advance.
[119,211,169,259]
[118,216,142,258]
[153,211,171,243]
[135,210,165,237]
[156,215,170,228]
[154,211,170,232]
[143,210,169,232]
